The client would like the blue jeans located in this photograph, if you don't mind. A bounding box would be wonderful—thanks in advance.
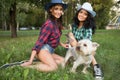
[40,44,54,54]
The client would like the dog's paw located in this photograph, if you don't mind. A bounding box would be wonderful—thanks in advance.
[61,62,65,69]
[70,69,76,73]
[82,70,88,74]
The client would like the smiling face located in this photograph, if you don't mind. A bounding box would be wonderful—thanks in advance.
[77,9,88,22]
[50,4,64,19]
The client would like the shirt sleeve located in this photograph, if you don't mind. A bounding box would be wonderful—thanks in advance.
[84,28,92,40]
[32,22,53,53]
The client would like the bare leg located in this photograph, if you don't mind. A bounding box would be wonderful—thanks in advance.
[92,56,97,65]
[21,50,37,66]
[92,55,103,79]
[52,53,64,65]
[29,50,58,72]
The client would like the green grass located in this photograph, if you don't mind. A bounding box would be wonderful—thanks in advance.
[0,30,120,80]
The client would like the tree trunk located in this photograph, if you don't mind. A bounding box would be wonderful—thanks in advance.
[45,11,47,20]
[2,21,7,30]
[17,22,19,31]
[9,2,17,38]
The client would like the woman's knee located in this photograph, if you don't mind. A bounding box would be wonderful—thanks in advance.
[50,63,58,70]
[38,50,58,69]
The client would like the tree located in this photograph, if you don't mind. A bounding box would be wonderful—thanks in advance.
[16,2,43,28]
[9,1,17,38]
[91,0,113,29]
[0,0,9,30]
[0,0,115,38]
[0,0,49,38]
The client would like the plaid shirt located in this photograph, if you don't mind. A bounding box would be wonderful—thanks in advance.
[32,19,62,53]
[72,24,92,41]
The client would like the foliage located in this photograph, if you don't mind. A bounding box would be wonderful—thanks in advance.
[63,0,113,29]
[0,0,116,37]
[0,0,114,29]
[0,30,120,80]
[92,0,113,29]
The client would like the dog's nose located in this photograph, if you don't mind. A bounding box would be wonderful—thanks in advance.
[76,46,80,50]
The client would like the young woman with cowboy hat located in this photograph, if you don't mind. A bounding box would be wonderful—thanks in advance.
[21,0,68,72]
[68,2,103,79]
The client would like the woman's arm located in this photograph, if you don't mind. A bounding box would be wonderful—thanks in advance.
[29,50,37,63]
[59,42,69,48]
[21,50,37,66]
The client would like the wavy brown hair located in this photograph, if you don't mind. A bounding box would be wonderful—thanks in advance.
[73,9,96,34]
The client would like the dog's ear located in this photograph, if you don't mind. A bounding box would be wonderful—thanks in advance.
[92,42,100,47]
[91,42,100,55]
[92,42,100,52]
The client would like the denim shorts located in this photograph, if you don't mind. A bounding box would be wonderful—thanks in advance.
[40,44,54,54]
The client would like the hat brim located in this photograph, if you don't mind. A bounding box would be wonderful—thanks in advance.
[78,8,96,17]
[45,3,67,11]
[87,10,96,17]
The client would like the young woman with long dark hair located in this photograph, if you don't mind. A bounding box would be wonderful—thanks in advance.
[69,2,103,79]
[21,0,68,72]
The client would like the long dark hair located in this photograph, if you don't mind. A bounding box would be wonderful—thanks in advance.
[47,4,63,31]
[73,9,96,34]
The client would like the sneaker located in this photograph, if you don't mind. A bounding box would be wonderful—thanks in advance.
[93,64,103,80]
[0,61,26,69]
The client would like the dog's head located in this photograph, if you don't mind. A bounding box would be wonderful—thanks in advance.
[76,39,99,56]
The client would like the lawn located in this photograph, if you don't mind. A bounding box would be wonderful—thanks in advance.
[0,30,120,80]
